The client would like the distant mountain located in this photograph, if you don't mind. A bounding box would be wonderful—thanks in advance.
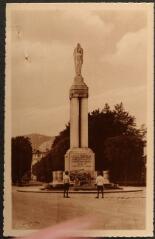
[24,133,55,151]
[38,138,55,152]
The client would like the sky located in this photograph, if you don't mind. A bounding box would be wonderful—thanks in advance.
[7,3,152,137]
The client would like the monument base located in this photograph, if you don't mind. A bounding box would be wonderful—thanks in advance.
[65,147,95,186]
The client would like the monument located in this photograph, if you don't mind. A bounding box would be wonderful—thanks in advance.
[65,43,95,185]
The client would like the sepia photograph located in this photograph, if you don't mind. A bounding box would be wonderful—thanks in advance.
[4,2,154,237]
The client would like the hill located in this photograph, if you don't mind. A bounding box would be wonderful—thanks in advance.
[38,138,55,152]
[24,133,55,151]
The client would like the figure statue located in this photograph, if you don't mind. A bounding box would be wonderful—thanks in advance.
[73,43,83,76]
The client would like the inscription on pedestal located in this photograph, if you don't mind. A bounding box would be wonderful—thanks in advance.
[70,152,94,171]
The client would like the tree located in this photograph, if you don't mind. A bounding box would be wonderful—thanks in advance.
[11,136,32,184]
[51,123,70,170]
[104,135,145,184]
[32,155,52,183]
[88,103,139,170]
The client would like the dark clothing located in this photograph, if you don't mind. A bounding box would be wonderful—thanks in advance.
[97,185,104,198]
[64,183,70,197]
[97,185,104,191]
[64,183,69,190]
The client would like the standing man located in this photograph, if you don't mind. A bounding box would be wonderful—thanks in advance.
[63,171,70,198]
[96,171,104,198]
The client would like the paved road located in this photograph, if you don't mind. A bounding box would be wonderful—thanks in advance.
[12,187,145,230]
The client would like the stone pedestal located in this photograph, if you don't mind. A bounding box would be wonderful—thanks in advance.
[65,147,95,185]
[51,171,64,188]
[52,171,63,183]
[103,170,110,184]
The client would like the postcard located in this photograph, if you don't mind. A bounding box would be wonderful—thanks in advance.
[4,2,154,237]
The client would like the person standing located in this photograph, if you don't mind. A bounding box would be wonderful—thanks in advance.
[63,171,70,198]
[96,172,104,198]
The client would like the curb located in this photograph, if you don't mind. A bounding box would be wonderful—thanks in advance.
[17,189,143,194]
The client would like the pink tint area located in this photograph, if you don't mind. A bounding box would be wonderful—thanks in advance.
[18,215,96,239]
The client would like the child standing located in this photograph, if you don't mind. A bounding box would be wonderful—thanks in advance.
[96,171,104,198]
[63,171,70,198]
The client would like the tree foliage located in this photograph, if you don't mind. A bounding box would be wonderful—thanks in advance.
[11,136,32,184]
[88,102,143,170]
[104,135,145,183]
[51,123,70,170]
[32,154,52,182]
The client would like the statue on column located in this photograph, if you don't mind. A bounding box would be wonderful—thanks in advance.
[73,43,83,76]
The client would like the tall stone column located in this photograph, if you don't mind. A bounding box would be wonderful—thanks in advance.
[81,98,88,147]
[70,97,79,148]
[65,43,95,185]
